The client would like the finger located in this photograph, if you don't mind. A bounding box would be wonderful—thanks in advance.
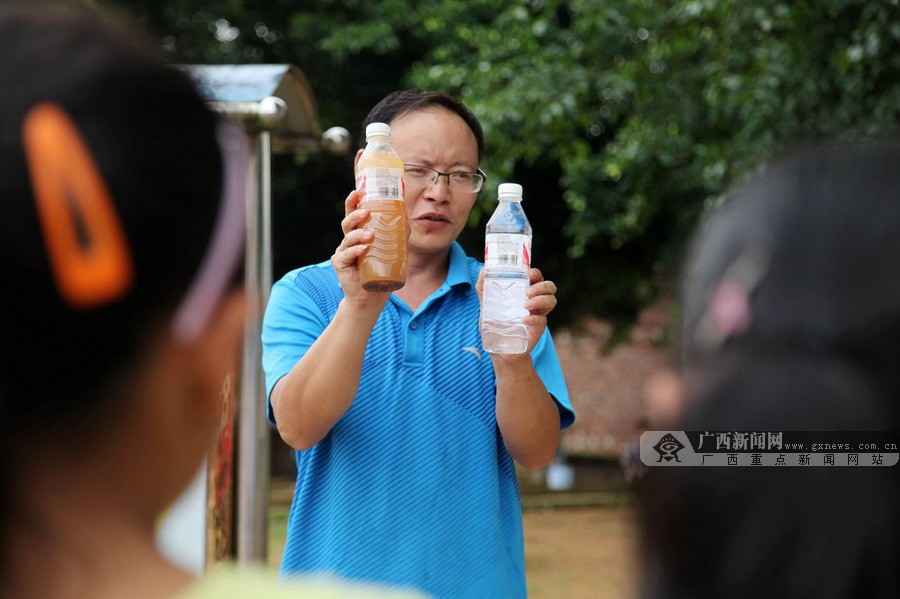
[525,294,557,316]
[341,207,371,235]
[523,313,548,328]
[529,268,544,284]
[332,243,368,270]
[337,228,374,252]
[475,268,485,298]
[526,279,558,298]
[344,190,361,217]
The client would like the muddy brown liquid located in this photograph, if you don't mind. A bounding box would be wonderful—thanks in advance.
[359,199,407,291]
[356,139,407,292]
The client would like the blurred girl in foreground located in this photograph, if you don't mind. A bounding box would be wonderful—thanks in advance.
[641,141,900,598]
[0,3,421,598]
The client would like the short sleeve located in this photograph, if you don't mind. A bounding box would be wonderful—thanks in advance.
[531,329,575,429]
[261,274,329,425]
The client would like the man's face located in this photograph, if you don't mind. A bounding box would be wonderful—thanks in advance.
[387,107,480,260]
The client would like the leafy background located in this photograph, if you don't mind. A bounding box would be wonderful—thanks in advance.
[103,0,899,340]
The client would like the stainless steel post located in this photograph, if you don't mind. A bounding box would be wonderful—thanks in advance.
[260,130,273,307]
[237,134,270,562]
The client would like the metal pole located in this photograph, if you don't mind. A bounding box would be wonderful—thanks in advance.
[260,130,274,306]
[237,133,270,562]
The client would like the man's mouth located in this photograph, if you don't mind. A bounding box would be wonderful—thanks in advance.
[418,213,449,223]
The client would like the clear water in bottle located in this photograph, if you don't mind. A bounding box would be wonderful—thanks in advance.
[482,183,532,354]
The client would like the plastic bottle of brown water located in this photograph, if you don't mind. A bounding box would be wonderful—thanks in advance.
[355,122,407,291]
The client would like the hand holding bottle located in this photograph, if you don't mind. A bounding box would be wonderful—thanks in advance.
[332,190,392,312]
[477,266,558,357]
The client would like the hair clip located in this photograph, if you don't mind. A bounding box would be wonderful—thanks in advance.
[22,103,134,309]
[694,243,771,353]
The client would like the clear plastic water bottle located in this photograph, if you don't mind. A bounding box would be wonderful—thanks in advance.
[481,183,532,354]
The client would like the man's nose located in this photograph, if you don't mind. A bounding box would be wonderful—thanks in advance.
[423,174,451,203]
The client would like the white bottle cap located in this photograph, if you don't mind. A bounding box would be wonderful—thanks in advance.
[365,122,391,141]
[498,183,523,201]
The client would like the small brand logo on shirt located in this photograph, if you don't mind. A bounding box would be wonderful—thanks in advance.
[461,346,482,359]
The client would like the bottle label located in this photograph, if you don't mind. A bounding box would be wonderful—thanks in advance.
[357,167,404,202]
[485,233,531,270]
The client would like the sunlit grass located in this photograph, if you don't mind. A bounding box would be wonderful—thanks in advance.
[267,504,288,569]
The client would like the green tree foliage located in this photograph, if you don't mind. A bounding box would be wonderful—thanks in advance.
[106,0,899,337]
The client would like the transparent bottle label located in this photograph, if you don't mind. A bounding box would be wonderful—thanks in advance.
[482,275,529,354]
[483,277,530,321]
[485,233,531,270]
[357,167,403,202]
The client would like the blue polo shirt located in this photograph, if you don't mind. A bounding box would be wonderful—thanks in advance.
[262,242,574,599]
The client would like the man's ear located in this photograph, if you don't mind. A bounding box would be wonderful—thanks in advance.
[353,148,364,169]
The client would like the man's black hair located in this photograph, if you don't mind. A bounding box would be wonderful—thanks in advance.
[362,90,485,162]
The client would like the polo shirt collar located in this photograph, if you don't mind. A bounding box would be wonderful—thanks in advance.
[447,241,472,288]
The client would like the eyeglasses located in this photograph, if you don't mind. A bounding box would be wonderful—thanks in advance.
[403,164,486,193]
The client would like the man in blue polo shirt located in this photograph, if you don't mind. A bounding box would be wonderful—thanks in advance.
[262,90,574,598]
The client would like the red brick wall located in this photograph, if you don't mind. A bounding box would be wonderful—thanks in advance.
[554,303,673,458]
